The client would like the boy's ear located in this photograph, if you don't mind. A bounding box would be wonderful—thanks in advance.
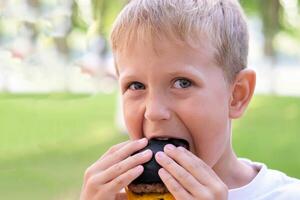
[229,69,256,119]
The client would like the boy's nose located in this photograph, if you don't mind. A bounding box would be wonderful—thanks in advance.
[144,95,171,122]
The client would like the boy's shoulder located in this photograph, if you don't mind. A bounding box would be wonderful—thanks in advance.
[265,168,300,199]
[229,158,300,200]
[274,182,300,198]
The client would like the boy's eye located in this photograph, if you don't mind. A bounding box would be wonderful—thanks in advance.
[173,78,192,89]
[128,82,145,90]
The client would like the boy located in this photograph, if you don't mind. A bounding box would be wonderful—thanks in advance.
[80,0,300,199]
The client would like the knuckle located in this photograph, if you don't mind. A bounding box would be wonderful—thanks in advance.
[165,158,173,166]
[214,185,223,194]
[128,169,137,179]
[84,167,93,180]
[213,183,228,197]
[86,176,98,189]
[187,162,200,171]
[128,155,140,165]
[201,190,214,200]
[169,182,182,192]
[114,177,126,187]
[163,173,172,182]
[114,163,123,172]
[177,171,186,180]
[130,154,139,161]
[111,150,122,160]
[107,145,118,154]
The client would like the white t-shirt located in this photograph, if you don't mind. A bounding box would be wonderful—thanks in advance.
[228,158,300,200]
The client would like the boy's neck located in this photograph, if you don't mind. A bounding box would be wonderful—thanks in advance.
[213,145,259,190]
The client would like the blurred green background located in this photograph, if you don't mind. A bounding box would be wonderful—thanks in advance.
[1,0,300,200]
[1,93,300,200]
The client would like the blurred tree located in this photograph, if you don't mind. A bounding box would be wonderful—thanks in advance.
[71,0,89,32]
[240,0,300,60]
[89,0,126,54]
[25,0,40,40]
[260,0,281,59]
[240,0,281,60]
[52,0,73,59]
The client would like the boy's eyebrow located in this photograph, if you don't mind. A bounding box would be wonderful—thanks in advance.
[167,65,205,81]
[119,65,206,83]
[118,73,140,84]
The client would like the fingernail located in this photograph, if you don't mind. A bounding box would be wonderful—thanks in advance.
[156,151,166,159]
[165,144,175,151]
[158,168,167,175]
[178,146,186,152]
[138,138,147,144]
[136,165,143,172]
[141,149,152,156]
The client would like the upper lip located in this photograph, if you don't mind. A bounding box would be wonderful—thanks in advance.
[148,135,187,141]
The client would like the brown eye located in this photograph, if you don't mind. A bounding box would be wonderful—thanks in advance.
[128,82,145,90]
[174,78,192,89]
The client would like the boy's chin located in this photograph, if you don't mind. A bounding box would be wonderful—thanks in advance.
[126,187,175,200]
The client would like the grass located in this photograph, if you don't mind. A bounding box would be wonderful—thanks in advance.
[233,95,300,177]
[0,93,128,200]
[0,93,300,200]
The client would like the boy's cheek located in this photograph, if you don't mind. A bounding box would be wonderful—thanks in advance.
[124,107,144,139]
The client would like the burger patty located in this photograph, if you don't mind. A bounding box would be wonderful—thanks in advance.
[128,183,169,194]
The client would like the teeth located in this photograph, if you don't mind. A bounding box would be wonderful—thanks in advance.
[156,137,169,140]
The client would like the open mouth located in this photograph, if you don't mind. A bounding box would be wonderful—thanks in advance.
[151,137,190,150]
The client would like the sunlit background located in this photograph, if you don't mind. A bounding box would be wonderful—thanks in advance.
[0,0,300,199]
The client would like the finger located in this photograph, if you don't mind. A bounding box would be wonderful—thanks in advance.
[179,146,221,180]
[106,165,144,194]
[166,146,228,198]
[155,151,206,196]
[100,138,148,170]
[85,141,131,180]
[158,168,192,200]
[92,149,152,184]
[100,140,131,159]
[87,138,148,177]
[164,144,221,185]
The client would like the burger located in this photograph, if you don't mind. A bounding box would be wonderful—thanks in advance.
[126,138,189,200]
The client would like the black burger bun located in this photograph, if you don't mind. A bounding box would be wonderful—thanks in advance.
[131,138,189,185]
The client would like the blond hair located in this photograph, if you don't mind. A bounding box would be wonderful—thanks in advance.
[110,0,249,82]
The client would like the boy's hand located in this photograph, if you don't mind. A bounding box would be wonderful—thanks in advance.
[115,192,128,200]
[80,138,152,200]
[155,144,228,200]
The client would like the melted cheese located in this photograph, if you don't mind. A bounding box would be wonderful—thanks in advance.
[126,188,175,200]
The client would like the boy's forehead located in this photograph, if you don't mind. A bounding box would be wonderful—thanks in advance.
[116,37,217,69]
